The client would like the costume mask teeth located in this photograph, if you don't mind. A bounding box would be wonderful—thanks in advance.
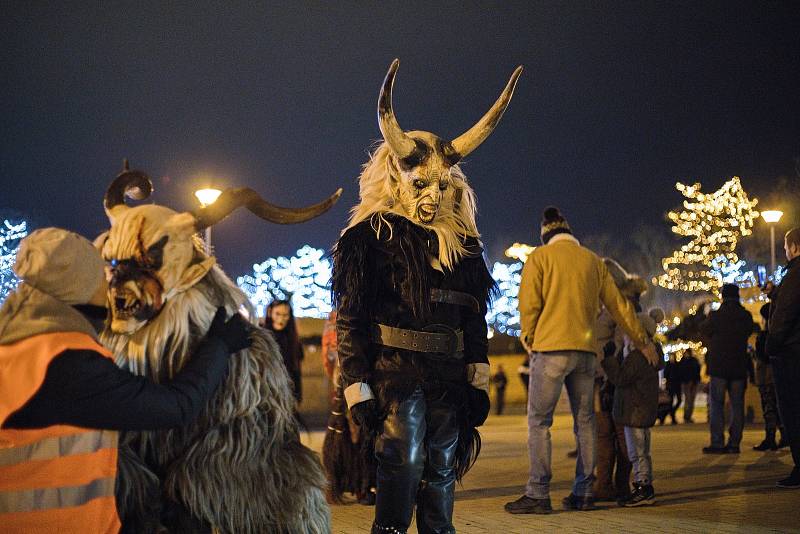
[417,202,439,223]
[107,264,164,333]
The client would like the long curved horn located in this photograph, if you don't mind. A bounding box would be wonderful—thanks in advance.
[449,66,523,162]
[194,187,343,230]
[104,159,154,217]
[378,59,427,165]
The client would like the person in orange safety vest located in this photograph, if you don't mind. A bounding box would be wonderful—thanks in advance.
[0,228,252,533]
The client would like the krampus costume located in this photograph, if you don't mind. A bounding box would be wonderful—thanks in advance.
[97,162,340,533]
[333,60,522,534]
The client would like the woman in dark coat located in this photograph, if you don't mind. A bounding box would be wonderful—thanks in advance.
[262,300,304,402]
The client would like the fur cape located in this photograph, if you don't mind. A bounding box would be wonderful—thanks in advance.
[332,213,497,480]
[103,261,329,534]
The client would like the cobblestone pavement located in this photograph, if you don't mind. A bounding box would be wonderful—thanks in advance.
[303,413,799,533]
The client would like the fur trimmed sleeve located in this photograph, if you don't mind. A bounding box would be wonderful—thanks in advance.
[332,223,378,387]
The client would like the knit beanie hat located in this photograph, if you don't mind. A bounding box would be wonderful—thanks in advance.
[721,283,740,301]
[14,228,105,305]
[540,206,572,244]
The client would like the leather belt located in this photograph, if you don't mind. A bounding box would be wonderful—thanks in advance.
[430,288,480,313]
[371,323,464,357]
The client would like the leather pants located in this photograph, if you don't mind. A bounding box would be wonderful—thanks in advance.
[372,387,459,534]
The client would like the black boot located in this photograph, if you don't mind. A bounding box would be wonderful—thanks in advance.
[754,432,778,451]
[414,396,460,534]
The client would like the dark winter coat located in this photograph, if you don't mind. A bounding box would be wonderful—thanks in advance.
[767,256,800,359]
[700,299,755,380]
[602,348,663,428]
[333,214,495,410]
[664,360,682,394]
[678,354,702,384]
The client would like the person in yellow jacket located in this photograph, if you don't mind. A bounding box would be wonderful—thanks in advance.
[0,228,251,534]
[505,207,659,515]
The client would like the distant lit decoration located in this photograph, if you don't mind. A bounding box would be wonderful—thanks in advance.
[237,245,332,319]
[0,219,28,304]
[486,261,523,337]
[655,177,759,294]
[662,340,706,363]
[505,243,535,263]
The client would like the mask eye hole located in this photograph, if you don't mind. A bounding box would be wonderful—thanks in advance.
[413,179,427,190]
[439,181,449,191]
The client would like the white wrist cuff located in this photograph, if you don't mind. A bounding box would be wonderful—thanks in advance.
[467,363,491,393]
[344,382,375,408]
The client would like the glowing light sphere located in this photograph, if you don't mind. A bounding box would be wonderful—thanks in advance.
[761,210,783,224]
[194,188,222,207]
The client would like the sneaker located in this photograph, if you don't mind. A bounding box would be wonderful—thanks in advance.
[504,495,553,514]
[622,484,656,507]
[777,468,800,489]
[726,445,741,454]
[562,493,597,511]
[702,446,728,454]
[753,439,778,451]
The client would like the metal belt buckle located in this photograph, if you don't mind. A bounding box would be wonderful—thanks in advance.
[423,323,460,355]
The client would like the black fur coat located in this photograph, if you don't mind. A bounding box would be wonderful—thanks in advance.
[332,214,495,411]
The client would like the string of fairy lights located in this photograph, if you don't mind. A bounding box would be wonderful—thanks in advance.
[655,177,760,294]
[0,176,774,357]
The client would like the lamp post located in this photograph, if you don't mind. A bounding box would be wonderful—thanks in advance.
[194,188,222,255]
[761,210,784,277]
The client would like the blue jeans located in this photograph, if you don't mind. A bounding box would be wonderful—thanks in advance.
[624,426,652,485]
[526,351,596,499]
[708,376,745,448]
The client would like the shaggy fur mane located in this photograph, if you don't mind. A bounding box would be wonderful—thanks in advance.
[346,142,481,271]
[103,243,329,534]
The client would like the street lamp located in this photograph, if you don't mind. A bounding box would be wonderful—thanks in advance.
[762,210,784,277]
[194,188,222,254]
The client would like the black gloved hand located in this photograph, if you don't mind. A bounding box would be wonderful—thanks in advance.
[603,341,617,359]
[350,399,380,434]
[467,387,490,427]
[207,307,252,353]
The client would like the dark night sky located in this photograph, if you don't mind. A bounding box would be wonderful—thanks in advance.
[2,2,799,276]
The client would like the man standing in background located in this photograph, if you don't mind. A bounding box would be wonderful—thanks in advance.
[701,284,754,454]
[766,228,800,488]
[505,207,659,515]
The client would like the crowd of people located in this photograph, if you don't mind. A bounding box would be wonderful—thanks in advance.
[1,66,798,534]
[3,211,800,533]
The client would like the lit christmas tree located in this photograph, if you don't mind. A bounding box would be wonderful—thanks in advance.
[0,219,28,304]
[237,245,333,319]
[655,177,759,294]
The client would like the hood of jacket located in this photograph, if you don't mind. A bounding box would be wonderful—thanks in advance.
[0,284,99,345]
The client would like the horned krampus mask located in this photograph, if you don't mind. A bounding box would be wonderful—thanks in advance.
[377,59,522,225]
[99,162,341,334]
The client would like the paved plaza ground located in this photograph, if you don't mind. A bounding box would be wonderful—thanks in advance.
[304,412,799,533]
